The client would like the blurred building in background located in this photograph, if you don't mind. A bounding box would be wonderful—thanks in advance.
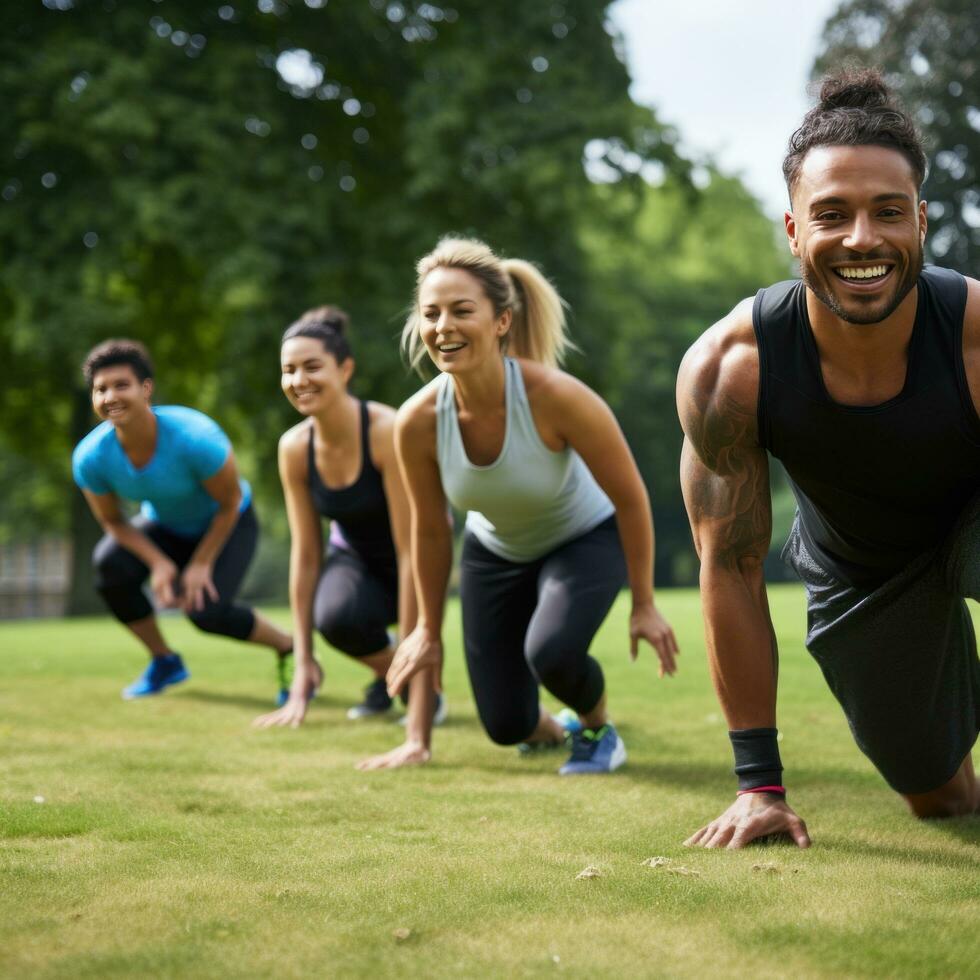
[0,538,70,619]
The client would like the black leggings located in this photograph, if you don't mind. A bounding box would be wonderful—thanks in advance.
[93,505,258,641]
[313,547,398,658]
[460,516,627,745]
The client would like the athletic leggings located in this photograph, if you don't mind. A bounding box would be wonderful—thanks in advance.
[460,516,627,745]
[313,547,398,658]
[92,505,258,640]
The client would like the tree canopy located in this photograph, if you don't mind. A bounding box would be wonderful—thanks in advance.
[815,0,979,271]
[0,1,791,607]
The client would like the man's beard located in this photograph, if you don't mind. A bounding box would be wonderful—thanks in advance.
[800,243,924,325]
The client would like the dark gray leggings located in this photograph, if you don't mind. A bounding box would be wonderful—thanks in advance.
[460,516,627,745]
[785,493,980,794]
[92,505,258,640]
[313,547,398,658]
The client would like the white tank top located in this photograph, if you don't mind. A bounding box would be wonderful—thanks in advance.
[436,358,614,562]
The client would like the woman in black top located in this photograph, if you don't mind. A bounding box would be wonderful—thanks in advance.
[254,307,438,769]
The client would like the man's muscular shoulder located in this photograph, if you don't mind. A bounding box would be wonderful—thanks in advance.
[676,298,761,469]
[961,275,980,414]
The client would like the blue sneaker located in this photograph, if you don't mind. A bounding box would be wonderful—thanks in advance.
[559,723,626,775]
[121,653,189,700]
[518,708,582,755]
[554,707,584,735]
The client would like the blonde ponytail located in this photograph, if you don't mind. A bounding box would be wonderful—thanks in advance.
[499,258,570,368]
[401,236,572,373]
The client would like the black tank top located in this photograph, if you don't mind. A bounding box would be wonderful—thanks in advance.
[753,265,980,586]
[308,400,397,570]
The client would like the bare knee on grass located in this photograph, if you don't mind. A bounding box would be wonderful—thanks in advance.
[903,756,979,818]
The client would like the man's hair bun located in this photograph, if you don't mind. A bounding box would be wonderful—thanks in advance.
[783,66,926,199]
[818,68,890,111]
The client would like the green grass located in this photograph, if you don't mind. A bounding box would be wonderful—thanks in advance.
[1,586,978,979]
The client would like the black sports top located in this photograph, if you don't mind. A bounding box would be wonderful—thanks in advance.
[753,265,980,586]
[308,400,397,570]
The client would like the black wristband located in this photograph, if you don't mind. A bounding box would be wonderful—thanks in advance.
[729,728,783,791]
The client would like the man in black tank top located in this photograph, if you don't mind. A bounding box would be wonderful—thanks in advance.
[677,68,980,849]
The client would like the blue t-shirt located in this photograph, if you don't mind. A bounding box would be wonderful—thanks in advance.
[72,405,252,537]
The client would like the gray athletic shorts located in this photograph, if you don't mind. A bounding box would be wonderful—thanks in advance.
[782,497,980,795]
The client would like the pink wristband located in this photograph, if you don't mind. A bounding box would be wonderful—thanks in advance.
[737,785,786,796]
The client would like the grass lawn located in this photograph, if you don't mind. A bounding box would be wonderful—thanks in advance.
[1,585,978,979]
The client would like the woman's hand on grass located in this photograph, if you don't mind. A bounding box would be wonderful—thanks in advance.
[356,740,431,771]
[252,658,322,729]
[386,627,443,698]
[684,793,811,849]
[629,600,679,676]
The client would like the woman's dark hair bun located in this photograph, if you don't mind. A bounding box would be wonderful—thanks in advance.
[304,305,348,335]
[818,68,890,111]
[282,305,352,362]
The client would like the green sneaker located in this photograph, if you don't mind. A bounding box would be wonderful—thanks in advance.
[275,651,293,707]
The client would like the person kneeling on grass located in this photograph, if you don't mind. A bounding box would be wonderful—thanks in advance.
[677,70,980,849]
[380,236,679,775]
[252,307,443,768]
[72,339,293,701]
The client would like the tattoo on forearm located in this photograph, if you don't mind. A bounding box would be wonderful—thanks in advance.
[682,383,771,570]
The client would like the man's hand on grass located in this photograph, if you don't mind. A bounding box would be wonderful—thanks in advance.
[684,792,811,849]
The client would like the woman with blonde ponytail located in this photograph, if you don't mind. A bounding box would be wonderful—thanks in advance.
[373,237,678,774]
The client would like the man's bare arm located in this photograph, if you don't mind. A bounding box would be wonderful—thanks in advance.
[677,305,809,849]
[678,314,777,727]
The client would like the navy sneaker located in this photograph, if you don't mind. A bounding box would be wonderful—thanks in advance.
[347,677,394,720]
[121,653,189,700]
[559,723,627,775]
[398,691,448,727]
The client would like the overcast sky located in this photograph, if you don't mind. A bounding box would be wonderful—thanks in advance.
[610,0,843,216]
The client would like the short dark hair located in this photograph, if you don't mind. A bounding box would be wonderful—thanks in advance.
[282,305,352,363]
[783,68,927,201]
[83,339,154,387]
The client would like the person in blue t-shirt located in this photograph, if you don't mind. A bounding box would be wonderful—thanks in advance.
[72,339,294,701]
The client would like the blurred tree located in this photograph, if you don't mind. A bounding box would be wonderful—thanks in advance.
[815,0,979,271]
[578,170,791,583]
[0,0,685,610]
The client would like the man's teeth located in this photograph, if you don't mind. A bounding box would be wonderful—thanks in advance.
[837,265,889,280]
